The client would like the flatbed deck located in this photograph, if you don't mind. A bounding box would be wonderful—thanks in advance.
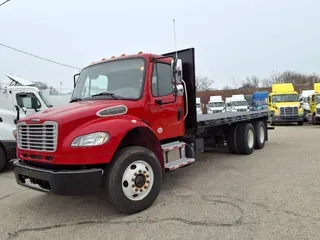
[197,110,269,127]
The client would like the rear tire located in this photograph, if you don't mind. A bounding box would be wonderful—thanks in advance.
[227,125,239,154]
[0,146,7,173]
[103,146,162,214]
[297,121,303,126]
[253,121,266,149]
[236,123,255,155]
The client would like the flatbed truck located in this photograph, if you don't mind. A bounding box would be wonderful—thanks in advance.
[13,48,271,214]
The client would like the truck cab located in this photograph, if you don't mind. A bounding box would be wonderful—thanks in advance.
[227,94,249,112]
[196,97,202,114]
[300,89,315,122]
[268,83,304,126]
[13,49,198,214]
[207,95,225,113]
[309,83,320,124]
[0,73,53,116]
[252,92,268,111]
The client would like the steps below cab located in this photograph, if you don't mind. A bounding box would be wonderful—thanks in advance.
[161,141,195,171]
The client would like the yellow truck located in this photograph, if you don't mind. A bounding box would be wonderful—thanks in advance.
[309,83,320,124]
[268,83,304,126]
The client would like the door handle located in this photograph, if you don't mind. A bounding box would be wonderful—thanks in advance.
[177,108,182,120]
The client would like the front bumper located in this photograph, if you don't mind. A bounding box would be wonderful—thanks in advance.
[271,115,304,123]
[13,159,104,196]
[1,140,16,161]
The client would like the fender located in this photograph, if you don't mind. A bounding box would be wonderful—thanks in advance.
[57,115,163,166]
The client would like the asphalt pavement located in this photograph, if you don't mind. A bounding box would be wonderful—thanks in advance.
[1,124,320,240]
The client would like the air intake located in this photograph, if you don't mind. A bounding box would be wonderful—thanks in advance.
[96,105,128,117]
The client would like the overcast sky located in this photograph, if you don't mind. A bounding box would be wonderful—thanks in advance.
[0,0,319,90]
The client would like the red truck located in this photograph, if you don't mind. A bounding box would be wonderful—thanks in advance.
[13,48,270,214]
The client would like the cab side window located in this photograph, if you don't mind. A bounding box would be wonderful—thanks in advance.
[16,92,41,109]
[152,63,172,97]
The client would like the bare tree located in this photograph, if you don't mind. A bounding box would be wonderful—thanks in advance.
[196,76,215,91]
[222,85,231,90]
[33,81,48,90]
[239,75,260,90]
[231,77,239,89]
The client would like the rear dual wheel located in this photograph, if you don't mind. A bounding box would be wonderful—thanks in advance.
[227,121,266,155]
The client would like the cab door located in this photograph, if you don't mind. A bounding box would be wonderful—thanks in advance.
[148,61,184,140]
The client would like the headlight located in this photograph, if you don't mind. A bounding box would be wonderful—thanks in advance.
[13,130,17,140]
[71,132,110,147]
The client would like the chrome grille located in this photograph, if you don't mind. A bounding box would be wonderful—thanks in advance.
[212,109,223,113]
[317,108,320,114]
[17,121,58,152]
[279,106,298,116]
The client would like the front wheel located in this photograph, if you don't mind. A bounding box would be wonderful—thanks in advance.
[297,121,303,126]
[0,146,7,173]
[104,146,162,214]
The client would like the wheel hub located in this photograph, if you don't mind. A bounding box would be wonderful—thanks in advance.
[134,174,146,188]
[122,160,154,201]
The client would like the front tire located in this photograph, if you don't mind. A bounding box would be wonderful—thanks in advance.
[104,146,162,214]
[0,146,7,173]
[297,121,303,126]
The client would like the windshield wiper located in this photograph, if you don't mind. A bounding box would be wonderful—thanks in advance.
[91,92,120,99]
[70,97,82,103]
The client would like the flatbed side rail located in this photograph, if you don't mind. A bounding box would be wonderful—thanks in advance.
[197,111,269,128]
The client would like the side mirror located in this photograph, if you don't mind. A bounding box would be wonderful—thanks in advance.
[31,97,41,111]
[74,73,80,88]
[171,58,183,84]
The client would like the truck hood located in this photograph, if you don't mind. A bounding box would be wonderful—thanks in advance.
[19,100,140,125]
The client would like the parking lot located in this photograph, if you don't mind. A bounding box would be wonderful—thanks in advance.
[1,124,320,240]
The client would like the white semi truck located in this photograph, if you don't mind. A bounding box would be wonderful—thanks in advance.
[207,95,225,113]
[196,97,202,114]
[226,94,249,112]
[0,73,71,172]
[300,90,315,122]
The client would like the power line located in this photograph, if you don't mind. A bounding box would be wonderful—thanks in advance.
[0,42,81,70]
[0,0,11,7]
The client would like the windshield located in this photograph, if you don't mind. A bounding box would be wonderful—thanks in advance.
[72,58,145,101]
[253,99,267,105]
[38,91,52,107]
[316,94,320,104]
[233,100,248,106]
[301,96,309,103]
[208,102,224,108]
[272,94,299,103]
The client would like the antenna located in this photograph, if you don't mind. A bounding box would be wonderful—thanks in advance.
[172,19,178,59]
